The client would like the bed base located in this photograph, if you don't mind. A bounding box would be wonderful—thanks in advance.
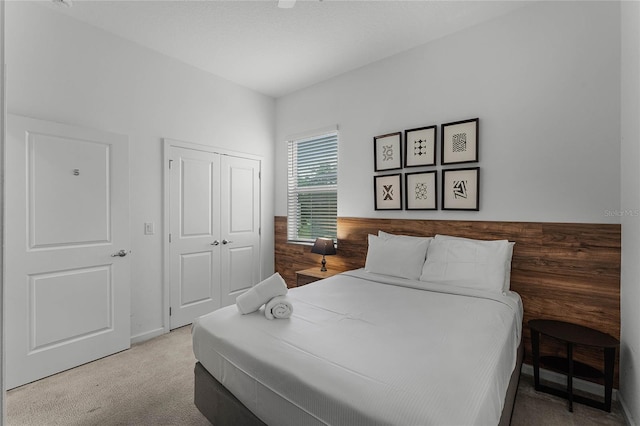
[194,340,524,426]
[500,339,525,426]
[194,362,265,426]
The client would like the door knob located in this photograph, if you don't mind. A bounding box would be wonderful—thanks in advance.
[210,240,220,246]
[222,239,233,245]
[111,249,130,257]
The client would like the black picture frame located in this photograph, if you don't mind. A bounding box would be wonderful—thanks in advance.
[374,132,402,171]
[441,118,479,165]
[374,173,403,210]
[404,125,436,167]
[442,167,480,211]
[405,171,437,210]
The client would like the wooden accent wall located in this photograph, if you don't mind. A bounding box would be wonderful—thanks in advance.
[275,216,621,387]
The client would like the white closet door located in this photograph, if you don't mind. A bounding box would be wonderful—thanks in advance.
[167,144,261,329]
[5,115,131,389]
[169,146,221,330]
[219,155,261,307]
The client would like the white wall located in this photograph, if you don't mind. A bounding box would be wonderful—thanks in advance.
[1,0,5,423]
[5,2,276,341]
[276,0,637,420]
[620,1,640,423]
[275,1,621,225]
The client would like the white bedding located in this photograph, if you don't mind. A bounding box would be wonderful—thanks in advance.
[192,269,523,426]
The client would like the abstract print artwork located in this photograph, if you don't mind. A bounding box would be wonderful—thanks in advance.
[452,133,466,153]
[405,126,436,167]
[374,132,402,171]
[405,171,437,210]
[442,118,478,165]
[442,167,479,211]
[374,173,402,210]
[452,180,468,199]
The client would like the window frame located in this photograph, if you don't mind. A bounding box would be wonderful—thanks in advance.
[286,131,338,245]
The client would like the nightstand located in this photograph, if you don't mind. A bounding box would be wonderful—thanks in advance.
[529,319,619,413]
[295,268,341,287]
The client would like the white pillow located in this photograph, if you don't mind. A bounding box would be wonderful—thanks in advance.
[365,234,429,280]
[420,234,514,293]
[434,234,515,291]
[378,230,433,247]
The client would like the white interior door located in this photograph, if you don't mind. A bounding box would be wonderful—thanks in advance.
[220,155,261,307]
[169,146,221,329]
[167,144,261,329]
[5,115,130,389]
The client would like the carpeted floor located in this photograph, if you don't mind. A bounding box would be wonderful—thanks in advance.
[7,326,210,426]
[512,376,625,426]
[6,326,627,425]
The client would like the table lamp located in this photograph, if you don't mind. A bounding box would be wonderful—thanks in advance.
[310,238,336,272]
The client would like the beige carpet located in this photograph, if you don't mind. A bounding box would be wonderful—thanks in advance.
[7,326,210,426]
[7,326,627,426]
[512,376,625,426]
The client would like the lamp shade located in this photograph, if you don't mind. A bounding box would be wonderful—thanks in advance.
[310,238,336,256]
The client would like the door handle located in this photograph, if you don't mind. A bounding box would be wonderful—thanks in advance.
[222,239,233,245]
[210,240,220,246]
[111,249,130,257]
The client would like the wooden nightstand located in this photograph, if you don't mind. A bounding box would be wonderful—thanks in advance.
[529,319,619,413]
[295,268,342,287]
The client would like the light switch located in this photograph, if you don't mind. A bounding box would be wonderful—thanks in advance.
[144,222,155,235]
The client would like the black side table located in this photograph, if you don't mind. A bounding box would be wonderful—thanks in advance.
[528,319,619,413]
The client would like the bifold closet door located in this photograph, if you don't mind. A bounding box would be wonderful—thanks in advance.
[168,146,261,329]
[219,155,261,307]
[169,147,221,329]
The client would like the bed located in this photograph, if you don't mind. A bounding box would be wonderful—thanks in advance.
[192,233,524,426]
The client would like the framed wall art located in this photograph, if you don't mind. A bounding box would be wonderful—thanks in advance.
[374,132,402,171]
[405,171,437,210]
[441,118,478,165]
[442,167,479,211]
[374,173,402,210]
[405,125,436,167]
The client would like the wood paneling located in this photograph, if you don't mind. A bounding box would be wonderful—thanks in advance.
[275,216,621,387]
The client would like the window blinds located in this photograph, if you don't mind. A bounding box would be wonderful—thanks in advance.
[287,132,338,243]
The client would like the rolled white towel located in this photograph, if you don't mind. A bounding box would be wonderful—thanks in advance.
[264,296,293,320]
[236,273,288,315]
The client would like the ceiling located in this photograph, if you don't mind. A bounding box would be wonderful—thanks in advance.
[43,0,532,98]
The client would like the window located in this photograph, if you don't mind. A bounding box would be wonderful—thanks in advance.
[287,131,338,244]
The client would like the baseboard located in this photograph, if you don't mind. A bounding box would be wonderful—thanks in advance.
[130,327,166,345]
[521,363,618,401]
[617,392,637,426]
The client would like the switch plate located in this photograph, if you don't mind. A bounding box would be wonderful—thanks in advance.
[144,222,155,235]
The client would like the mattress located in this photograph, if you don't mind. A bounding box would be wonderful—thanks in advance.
[192,269,523,426]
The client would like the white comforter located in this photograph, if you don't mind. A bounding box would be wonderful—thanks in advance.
[192,269,523,426]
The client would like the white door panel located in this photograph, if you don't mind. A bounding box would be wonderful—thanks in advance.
[6,115,130,389]
[30,265,112,350]
[180,251,214,305]
[167,144,261,328]
[169,147,221,329]
[29,133,110,247]
[181,157,214,237]
[226,246,256,294]
[220,155,261,307]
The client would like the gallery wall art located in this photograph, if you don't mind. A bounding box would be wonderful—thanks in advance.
[373,118,480,211]
[442,167,480,211]
[374,173,402,210]
[441,118,479,165]
[373,132,402,171]
[405,171,437,210]
[405,126,436,167]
